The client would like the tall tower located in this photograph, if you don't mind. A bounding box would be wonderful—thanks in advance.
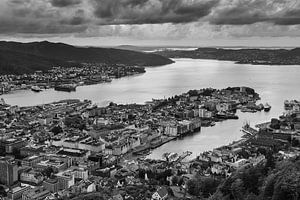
[0,157,18,187]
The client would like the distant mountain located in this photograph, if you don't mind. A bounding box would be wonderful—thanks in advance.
[116,45,198,52]
[0,41,173,75]
[155,47,300,65]
[116,45,160,52]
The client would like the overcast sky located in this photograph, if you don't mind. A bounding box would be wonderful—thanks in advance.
[1,0,300,47]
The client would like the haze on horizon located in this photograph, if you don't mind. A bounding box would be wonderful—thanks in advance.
[1,0,300,47]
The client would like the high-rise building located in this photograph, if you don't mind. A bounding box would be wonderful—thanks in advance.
[0,157,18,186]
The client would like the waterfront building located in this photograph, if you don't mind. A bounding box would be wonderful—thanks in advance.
[164,122,178,136]
[216,103,230,112]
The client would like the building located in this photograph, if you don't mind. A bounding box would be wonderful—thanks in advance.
[55,170,75,190]
[21,155,43,167]
[164,122,178,136]
[0,157,18,186]
[7,186,31,200]
[70,166,89,181]
[43,178,59,193]
[20,169,44,185]
[20,145,45,157]
[216,103,230,112]
[0,138,26,154]
[22,187,50,200]
[152,187,168,200]
[51,136,105,153]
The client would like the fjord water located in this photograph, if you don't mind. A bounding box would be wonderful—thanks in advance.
[3,59,300,159]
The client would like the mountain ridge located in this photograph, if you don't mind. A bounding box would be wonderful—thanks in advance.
[0,41,174,75]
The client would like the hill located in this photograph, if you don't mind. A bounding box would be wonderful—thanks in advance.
[0,41,173,75]
[155,47,300,65]
[210,156,300,200]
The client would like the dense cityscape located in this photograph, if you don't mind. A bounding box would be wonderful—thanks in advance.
[0,85,299,200]
[1,0,300,199]
[0,63,146,94]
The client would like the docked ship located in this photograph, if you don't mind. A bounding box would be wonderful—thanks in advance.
[264,103,271,112]
[54,84,77,92]
[241,122,258,137]
[31,86,42,92]
[216,112,239,119]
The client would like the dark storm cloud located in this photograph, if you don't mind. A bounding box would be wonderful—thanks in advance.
[209,0,300,25]
[210,7,268,25]
[92,0,220,24]
[59,9,88,25]
[0,0,300,38]
[50,0,81,7]
[272,9,300,25]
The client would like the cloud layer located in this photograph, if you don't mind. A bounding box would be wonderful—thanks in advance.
[0,0,299,44]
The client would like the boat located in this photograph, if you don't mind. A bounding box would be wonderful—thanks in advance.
[167,152,179,162]
[216,112,239,119]
[54,84,77,92]
[31,86,42,92]
[264,103,271,112]
[241,107,256,113]
[241,122,258,137]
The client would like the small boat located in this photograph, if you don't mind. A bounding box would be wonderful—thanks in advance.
[31,86,42,92]
[264,103,271,112]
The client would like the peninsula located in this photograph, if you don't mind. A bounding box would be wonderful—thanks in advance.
[155,47,300,65]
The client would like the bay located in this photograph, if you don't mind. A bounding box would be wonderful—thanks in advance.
[2,58,300,159]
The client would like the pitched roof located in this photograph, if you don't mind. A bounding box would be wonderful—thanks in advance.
[157,187,168,198]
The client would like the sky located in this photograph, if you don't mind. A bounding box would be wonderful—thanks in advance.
[0,0,300,47]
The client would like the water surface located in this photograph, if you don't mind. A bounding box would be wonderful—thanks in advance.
[3,59,300,159]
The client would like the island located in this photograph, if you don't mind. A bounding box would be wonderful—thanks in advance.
[155,47,300,65]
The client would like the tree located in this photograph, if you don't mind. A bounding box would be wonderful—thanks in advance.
[42,167,54,177]
[171,176,178,185]
[0,185,7,197]
[291,138,299,147]
[231,178,245,200]
[51,125,63,135]
[186,179,200,196]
